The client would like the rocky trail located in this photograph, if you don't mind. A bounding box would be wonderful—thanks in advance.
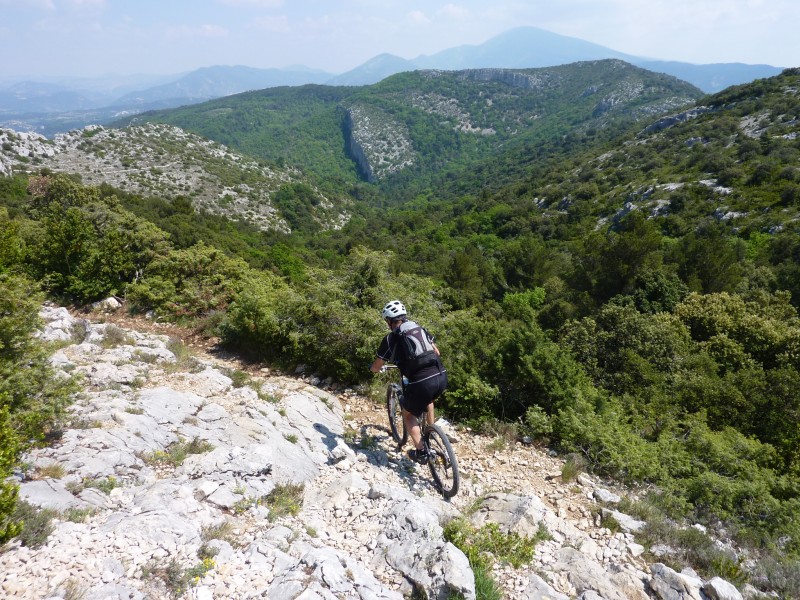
[0,305,746,600]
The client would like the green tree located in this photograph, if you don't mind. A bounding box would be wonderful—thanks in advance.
[675,224,745,294]
[578,212,664,303]
[445,244,495,308]
[0,404,21,544]
[0,273,76,442]
[25,175,171,302]
[0,273,77,542]
[0,208,24,272]
[128,242,251,318]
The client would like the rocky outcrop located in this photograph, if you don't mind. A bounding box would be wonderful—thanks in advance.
[458,68,560,91]
[0,124,349,234]
[0,304,748,599]
[642,106,714,133]
[410,92,496,136]
[344,104,415,182]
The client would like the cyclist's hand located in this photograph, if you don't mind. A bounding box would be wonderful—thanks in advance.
[379,365,389,373]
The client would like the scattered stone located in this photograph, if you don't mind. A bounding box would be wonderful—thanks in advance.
[1,310,766,600]
[594,488,621,504]
[703,577,744,600]
[92,297,122,312]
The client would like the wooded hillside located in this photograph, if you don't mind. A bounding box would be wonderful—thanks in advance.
[2,64,800,595]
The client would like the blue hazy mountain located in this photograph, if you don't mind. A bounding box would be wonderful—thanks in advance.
[112,65,334,106]
[1,26,786,134]
[328,27,784,93]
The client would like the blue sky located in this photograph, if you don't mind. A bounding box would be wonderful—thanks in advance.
[1,0,798,81]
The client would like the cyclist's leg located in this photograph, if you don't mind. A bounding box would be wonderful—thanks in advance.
[426,402,434,428]
[425,371,447,427]
[402,408,423,449]
[402,383,432,451]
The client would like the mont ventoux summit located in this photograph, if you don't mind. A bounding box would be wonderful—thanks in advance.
[2,24,800,600]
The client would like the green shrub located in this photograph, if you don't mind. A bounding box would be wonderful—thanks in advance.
[83,476,118,495]
[561,453,587,482]
[554,396,668,482]
[62,506,97,523]
[524,405,553,440]
[221,247,445,384]
[142,557,192,598]
[201,520,236,545]
[11,500,56,548]
[0,274,78,540]
[127,242,250,319]
[262,483,304,521]
[100,324,134,348]
[228,369,250,388]
[142,437,214,467]
[0,274,77,441]
[0,406,21,543]
[25,175,171,303]
[0,207,24,272]
[444,516,549,569]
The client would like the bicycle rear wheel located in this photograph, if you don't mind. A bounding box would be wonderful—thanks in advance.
[386,383,408,446]
[425,424,459,498]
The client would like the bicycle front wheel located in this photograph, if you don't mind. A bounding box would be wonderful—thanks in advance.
[386,383,408,446]
[425,424,459,498]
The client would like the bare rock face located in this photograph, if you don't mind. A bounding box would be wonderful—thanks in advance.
[0,124,349,234]
[345,104,415,182]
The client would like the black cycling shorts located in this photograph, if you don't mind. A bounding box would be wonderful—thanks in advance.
[400,372,448,416]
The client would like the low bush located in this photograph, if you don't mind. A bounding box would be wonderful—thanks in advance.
[10,500,56,548]
[262,483,304,521]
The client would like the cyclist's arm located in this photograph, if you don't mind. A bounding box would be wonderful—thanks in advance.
[425,328,441,356]
[370,357,386,373]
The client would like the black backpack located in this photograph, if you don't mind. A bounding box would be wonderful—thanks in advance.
[391,322,439,376]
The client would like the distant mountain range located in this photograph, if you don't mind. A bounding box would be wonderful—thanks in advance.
[0,26,785,136]
[330,27,785,92]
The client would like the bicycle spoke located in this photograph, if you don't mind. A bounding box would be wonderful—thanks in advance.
[386,383,407,446]
[425,424,459,498]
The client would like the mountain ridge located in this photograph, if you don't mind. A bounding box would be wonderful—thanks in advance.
[119,60,703,200]
[0,26,783,136]
[328,26,784,92]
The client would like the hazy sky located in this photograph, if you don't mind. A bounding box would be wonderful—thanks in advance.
[1,0,798,81]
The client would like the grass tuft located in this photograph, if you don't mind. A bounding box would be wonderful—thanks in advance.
[37,463,65,479]
[263,483,304,522]
[561,453,587,482]
[141,437,214,467]
[11,501,56,548]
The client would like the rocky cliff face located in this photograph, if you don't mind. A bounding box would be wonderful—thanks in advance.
[344,105,415,182]
[458,68,561,91]
[0,125,349,234]
[0,306,747,600]
[458,63,697,121]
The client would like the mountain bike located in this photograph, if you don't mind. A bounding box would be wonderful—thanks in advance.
[384,365,459,498]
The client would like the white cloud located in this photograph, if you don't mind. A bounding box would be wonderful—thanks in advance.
[252,15,290,32]
[437,3,470,20]
[166,24,229,38]
[409,10,431,24]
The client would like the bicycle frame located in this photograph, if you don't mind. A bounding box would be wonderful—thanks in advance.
[381,364,459,497]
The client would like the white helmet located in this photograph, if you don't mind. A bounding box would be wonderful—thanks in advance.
[381,300,406,319]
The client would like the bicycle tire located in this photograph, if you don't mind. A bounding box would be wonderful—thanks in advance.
[425,424,459,498]
[386,383,408,446]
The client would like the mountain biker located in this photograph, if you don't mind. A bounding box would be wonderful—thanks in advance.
[370,300,447,463]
